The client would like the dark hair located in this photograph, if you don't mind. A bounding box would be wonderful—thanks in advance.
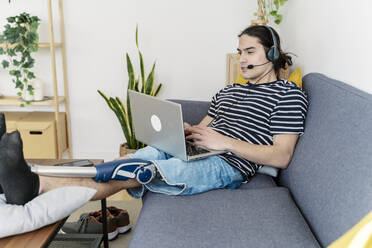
[238,25,292,78]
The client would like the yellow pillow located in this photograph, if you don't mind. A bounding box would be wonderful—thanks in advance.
[288,67,302,88]
[328,210,372,248]
[236,73,248,84]
[235,67,302,88]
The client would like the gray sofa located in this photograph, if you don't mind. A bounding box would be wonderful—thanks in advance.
[128,73,372,248]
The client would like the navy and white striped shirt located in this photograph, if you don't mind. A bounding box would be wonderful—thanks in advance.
[207,79,308,183]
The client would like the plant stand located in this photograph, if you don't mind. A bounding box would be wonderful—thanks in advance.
[119,143,138,157]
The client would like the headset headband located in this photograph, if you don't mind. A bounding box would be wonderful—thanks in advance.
[263,26,280,62]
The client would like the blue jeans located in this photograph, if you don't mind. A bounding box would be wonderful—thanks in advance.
[126,146,243,199]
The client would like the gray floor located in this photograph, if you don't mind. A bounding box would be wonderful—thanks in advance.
[62,199,142,248]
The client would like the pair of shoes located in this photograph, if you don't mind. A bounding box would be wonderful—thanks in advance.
[61,207,131,240]
[61,211,119,240]
[107,206,131,234]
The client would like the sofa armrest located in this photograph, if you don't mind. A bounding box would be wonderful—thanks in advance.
[168,99,210,125]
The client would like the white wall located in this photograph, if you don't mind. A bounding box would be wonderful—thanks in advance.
[0,0,371,161]
[277,0,372,93]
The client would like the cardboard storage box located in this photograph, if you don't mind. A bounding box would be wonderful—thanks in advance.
[3,112,30,133]
[16,112,67,159]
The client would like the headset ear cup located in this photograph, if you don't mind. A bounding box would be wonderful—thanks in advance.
[267,48,274,62]
[273,47,280,61]
[265,26,280,62]
[267,47,280,62]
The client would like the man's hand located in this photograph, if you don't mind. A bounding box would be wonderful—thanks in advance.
[184,122,192,136]
[185,126,230,151]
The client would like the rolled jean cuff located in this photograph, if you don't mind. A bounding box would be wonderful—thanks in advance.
[125,157,186,199]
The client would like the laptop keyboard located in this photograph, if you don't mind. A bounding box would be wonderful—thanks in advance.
[185,141,210,156]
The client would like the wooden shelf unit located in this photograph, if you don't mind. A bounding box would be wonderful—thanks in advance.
[0,42,62,49]
[0,96,65,106]
[0,0,72,159]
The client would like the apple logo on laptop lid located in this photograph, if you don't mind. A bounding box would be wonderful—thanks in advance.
[151,114,162,132]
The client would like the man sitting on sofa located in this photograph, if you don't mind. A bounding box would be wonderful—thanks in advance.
[0,25,307,205]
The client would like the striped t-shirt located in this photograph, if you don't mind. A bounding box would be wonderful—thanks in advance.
[207,79,308,183]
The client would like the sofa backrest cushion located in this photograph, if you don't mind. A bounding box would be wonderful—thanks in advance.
[278,73,372,247]
[169,99,210,125]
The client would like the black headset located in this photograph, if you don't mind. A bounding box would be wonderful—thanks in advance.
[264,25,280,62]
[246,25,280,69]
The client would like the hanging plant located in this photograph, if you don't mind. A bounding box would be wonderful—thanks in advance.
[0,12,41,106]
[262,0,288,24]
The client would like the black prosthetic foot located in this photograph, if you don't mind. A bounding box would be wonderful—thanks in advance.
[0,131,39,205]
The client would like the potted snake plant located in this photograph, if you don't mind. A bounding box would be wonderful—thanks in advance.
[98,25,162,156]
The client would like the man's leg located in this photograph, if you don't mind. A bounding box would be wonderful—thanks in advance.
[0,131,40,205]
[0,130,150,204]
[38,156,142,201]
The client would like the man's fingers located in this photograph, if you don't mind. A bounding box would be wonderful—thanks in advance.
[192,141,202,146]
[188,126,206,134]
[185,134,194,140]
[186,134,203,140]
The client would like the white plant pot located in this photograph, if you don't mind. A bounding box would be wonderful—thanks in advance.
[32,78,44,101]
[22,88,34,101]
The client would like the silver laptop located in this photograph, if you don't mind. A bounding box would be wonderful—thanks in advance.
[128,90,226,161]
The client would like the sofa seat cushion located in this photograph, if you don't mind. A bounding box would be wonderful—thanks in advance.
[129,187,320,248]
[239,173,277,189]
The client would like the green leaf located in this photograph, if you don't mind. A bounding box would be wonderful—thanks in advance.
[145,62,156,95]
[98,90,133,146]
[97,90,115,111]
[126,53,136,90]
[27,71,35,79]
[14,44,24,52]
[111,98,133,147]
[10,70,18,76]
[275,14,283,24]
[134,77,139,92]
[17,92,22,97]
[7,48,16,57]
[7,17,16,23]
[154,83,162,96]
[2,60,9,69]
[12,59,20,66]
[279,0,288,6]
[15,79,23,89]
[0,47,5,55]
[273,0,279,10]
[119,96,135,147]
[270,10,278,16]
[135,24,139,49]
[126,91,135,146]
[139,51,145,89]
